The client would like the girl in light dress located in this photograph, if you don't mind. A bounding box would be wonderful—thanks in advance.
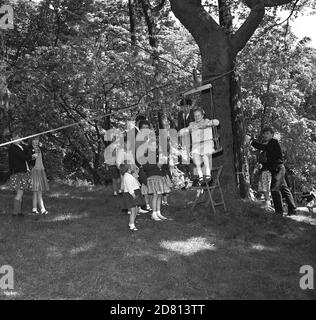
[30,137,49,215]
[180,108,219,185]
[104,136,122,196]
[121,163,145,231]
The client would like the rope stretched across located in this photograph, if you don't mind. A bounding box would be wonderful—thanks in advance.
[0,103,140,148]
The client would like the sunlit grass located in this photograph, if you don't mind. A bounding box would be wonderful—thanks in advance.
[47,212,89,222]
[287,214,316,226]
[251,244,279,252]
[160,236,216,256]
[1,291,21,297]
[47,246,63,258]
[69,242,96,256]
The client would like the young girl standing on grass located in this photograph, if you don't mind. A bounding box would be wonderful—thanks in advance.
[30,137,50,215]
[143,163,171,221]
[121,163,145,231]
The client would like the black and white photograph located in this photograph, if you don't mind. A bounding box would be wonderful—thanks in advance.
[0,0,315,307]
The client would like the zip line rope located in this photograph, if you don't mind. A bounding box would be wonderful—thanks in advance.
[0,88,185,148]
[0,100,140,148]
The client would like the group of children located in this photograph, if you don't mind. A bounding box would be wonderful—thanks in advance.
[105,108,220,231]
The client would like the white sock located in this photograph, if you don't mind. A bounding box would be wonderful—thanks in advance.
[32,208,37,212]
[129,224,135,229]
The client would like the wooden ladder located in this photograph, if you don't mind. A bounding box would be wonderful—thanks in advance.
[191,166,227,214]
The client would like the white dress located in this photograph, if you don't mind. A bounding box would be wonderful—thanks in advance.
[188,119,218,156]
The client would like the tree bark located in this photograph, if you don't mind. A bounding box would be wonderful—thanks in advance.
[140,0,165,124]
[128,0,137,46]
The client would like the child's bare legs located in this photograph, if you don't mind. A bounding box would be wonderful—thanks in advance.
[112,178,120,195]
[129,207,137,230]
[203,154,212,178]
[32,192,38,212]
[156,194,167,220]
[37,191,47,213]
[152,194,158,212]
[13,190,23,215]
[15,189,23,201]
[193,154,203,179]
[157,194,162,212]
[120,175,124,192]
[263,191,270,204]
[151,193,162,221]
[144,194,151,209]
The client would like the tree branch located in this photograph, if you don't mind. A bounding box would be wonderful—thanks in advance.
[231,2,265,55]
[263,0,295,6]
[170,0,222,46]
[128,0,137,46]
[243,0,295,7]
[153,0,166,12]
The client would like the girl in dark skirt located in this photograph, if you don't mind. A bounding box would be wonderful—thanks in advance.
[8,134,35,216]
[120,163,145,231]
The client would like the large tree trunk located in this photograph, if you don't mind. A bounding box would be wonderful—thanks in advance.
[170,0,266,210]
[200,43,240,208]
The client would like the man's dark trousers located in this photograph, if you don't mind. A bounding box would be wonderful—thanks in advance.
[270,164,296,214]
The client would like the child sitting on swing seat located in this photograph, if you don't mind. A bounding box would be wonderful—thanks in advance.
[180,108,219,185]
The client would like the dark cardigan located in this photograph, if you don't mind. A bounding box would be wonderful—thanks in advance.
[8,143,33,175]
[251,138,283,170]
[142,163,165,178]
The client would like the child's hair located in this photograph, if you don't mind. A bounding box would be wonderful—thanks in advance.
[179,97,192,106]
[262,126,274,135]
[138,120,151,129]
[119,163,131,175]
[136,115,147,123]
[193,107,205,116]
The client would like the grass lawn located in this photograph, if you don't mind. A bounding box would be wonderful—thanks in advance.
[0,182,315,300]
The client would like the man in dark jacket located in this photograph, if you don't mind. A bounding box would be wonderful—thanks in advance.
[245,127,297,216]
[177,98,194,131]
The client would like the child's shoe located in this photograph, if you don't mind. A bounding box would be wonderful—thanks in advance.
[129,224,138,231]
[156,211,168,220]
[32,209,40,215]
[139,208,149,214]
[151,212,162,221]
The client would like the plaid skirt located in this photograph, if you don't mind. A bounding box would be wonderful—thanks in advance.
[122,189,145,209]
[8,171,32,191]
[258,170,272,192]
[141,183,149,195]
[147,175,171,195]
[31,169,50,192]
[164,175,173,188]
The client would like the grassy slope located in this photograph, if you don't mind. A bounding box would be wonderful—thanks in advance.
[0,182,315,300]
